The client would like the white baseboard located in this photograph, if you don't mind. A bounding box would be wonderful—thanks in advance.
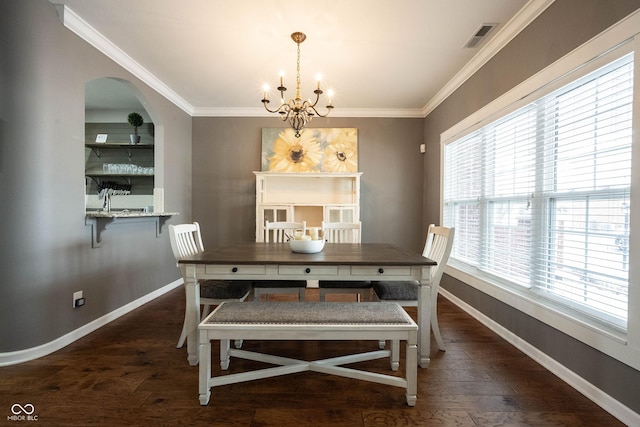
[0,279,183,367]
[439,288,640,427]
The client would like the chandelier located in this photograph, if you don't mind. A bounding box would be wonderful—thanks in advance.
[261,32,334,138]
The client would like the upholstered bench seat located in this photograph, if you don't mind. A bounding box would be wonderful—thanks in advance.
[198,301,418,406]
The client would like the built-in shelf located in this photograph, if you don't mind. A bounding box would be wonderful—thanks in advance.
[85,123,155,212]
[86,173,154,176]
[85,211,179,248]
[85,143,154,160]
[85,173,154,188]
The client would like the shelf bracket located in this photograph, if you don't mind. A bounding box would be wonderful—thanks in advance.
[88,146,102,158]
[85,216,113,248]
[120,146,133,161]
[157,215,171,237]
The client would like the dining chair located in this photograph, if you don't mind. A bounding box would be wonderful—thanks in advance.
[372,224,455,351]
[253,220,307,301]
[169,222,252,349]
[318,221,372,301]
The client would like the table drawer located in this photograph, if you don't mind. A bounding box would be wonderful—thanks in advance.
[278,265,339,276]
[205,265,267,275]
[350,266,412,277]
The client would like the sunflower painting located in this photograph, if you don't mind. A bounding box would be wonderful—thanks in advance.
[261,128,358,173]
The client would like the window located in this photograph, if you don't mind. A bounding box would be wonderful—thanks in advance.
[443,51,633,330]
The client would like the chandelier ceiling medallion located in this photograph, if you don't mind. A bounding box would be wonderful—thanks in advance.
[261,32,334,138]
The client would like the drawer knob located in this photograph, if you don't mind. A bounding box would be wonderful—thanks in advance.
[231,267,238,273]
[305,267,311,274]
[378,268,384,274]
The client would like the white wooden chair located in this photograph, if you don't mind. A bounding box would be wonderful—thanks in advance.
[372,224,455,351]
[169,222,252,349]
[263,220,305,243]
[253,220,307,301]
[318,221,372,301]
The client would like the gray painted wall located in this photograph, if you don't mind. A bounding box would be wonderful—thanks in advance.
[192,117,425,252]
[2,0,639,419]
[0,1,191,352]
[424,0,640,414]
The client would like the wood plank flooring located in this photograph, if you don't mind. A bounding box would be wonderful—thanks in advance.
[0,287,624,426]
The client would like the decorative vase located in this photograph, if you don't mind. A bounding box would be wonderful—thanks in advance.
[130,134,140,144]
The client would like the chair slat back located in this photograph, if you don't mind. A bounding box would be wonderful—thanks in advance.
[169,223,205,264]
[423,224,455,285]
[264,221,306,243]
[322,221,362,243]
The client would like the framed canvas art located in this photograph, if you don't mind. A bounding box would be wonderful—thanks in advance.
[261,128,358,173]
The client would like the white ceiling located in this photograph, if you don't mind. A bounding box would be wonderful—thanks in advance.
[55,0,552,117]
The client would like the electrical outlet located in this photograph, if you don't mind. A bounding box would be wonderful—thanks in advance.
[73,291,84,308]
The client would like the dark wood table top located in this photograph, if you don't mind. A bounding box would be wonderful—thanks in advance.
[178,242,436,266]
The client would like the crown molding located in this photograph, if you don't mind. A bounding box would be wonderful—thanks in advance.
[190,107,426,118]
[421,0,556,117]
[329,108,426,118]
[57,4,195,115]
[55,1,554,119]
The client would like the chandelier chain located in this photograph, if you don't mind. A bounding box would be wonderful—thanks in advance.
[295,42,301,103]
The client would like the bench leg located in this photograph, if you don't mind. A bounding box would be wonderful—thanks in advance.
[199,335,211,406]
[220,339,231,370]
[405,333,417,406]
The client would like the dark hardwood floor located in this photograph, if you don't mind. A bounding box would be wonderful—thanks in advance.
[0,287,624,426]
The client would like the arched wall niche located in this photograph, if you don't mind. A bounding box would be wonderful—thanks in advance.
[84,77,164,212]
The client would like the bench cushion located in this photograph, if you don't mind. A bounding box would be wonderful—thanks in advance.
[203,302,412,325]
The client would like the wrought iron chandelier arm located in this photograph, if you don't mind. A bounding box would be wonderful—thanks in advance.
[262,85,289,113]
[305,96,334,118]
[261,99,282,114]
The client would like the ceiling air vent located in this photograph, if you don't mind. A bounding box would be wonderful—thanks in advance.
[463,23,498,48]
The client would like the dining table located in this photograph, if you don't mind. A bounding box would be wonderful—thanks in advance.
[178,242,437,368]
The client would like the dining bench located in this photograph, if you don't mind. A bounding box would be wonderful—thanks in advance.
[198,301,418,406]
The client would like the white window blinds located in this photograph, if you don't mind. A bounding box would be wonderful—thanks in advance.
[443,51,633,329]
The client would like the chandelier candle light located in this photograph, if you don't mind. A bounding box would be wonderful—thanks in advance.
[262,32,334,138]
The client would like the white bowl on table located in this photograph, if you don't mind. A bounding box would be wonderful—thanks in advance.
[289,238,325,254]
